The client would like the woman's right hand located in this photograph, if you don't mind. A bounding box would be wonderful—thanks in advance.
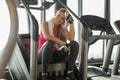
[65,11,74,24]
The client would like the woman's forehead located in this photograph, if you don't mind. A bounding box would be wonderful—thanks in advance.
[56,11,65,16]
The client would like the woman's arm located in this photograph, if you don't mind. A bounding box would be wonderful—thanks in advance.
[41,22,66,45]
[62,23,75,41]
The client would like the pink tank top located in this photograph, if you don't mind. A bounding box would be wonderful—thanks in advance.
[38,18,61,51]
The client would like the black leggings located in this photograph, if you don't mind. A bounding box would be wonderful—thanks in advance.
[38,40,79,73]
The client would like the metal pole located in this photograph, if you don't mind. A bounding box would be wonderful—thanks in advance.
[19,1,39,80]
[112,20,120,75]
[79,25,89,80]
[0,0,18,78]
[112,45,120,75]
[76,0,82,67]
[29,15,39,80]
[104,0,110,21]
[102,39,114,72]
[41,0,46,22]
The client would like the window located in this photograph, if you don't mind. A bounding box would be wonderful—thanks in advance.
[0,1,10,50]
[67,0,78,42]
[83,0,105,59]
[110,0,120,60]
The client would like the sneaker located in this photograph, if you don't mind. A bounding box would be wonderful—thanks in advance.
[66,72,77,80]
[41,75,49,80]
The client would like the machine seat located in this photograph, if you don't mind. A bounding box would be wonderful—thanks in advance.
[80,15,114,34]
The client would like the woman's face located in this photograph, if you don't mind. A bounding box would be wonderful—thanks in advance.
[54,11,65,25]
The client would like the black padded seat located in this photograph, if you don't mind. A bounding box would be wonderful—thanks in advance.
[80,15,114,34]
[114,20,120,32]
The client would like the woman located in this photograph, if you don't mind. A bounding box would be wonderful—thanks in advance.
[38,8,79,80]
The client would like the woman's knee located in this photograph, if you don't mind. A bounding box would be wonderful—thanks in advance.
[69,41,79,49]
[46,40,55,46]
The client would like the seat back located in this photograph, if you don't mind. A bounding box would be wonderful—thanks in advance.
[114,20,120,32]
[80,15,114,34]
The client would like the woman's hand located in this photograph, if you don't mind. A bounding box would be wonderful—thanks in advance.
[64,43,71,55]
[59,43,71,55]
[65,11,74,24]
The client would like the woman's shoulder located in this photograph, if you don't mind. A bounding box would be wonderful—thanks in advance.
[42,21,48,24]
[42,18,53,25]
[41,21,48,27]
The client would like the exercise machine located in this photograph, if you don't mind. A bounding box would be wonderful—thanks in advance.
[0,0,18,79]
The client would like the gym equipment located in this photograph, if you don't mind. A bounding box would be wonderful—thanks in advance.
[0,0,18,78]
[8,0,67,80]
[40,1,55,10]
[79,15,120,80]
[39,0,120,80]
[18,0,38,5]
[20,0,39,80]
[8,37,31,80]
[110,20,120,75]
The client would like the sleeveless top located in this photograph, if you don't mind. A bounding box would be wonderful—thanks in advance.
[38,18,61,51]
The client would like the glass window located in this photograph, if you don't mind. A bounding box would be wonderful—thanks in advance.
[18,8,41,34]
[0,1,41,51]
[83,0,105,59]
[18,0,41,34]
[67,0,78,42]
[110,0,120,60]
[83,0,104,17]
[0,1,10,50]
[46,3,54,21]
[17,8,28,34]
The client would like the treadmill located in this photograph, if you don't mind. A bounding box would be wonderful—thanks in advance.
[108,20,120,75]
[78,15,120,80]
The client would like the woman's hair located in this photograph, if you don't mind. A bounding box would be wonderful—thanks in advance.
[56,8,67,14]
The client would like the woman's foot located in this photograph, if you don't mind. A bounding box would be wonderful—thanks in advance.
[66,72,77,80]
[41,75,49,80]
[41,73,49,80]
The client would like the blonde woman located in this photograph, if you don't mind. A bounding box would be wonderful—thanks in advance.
[38,8,79,80]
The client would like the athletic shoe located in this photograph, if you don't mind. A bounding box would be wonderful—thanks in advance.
[41,75,49,80]
[66,72,77,80]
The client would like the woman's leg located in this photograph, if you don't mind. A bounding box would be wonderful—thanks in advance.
[49,41,79,70]
[50,41,79,80]
[38,40,54,73]
[66,41,79,71]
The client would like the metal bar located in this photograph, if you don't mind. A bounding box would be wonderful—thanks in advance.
[18,6,43,10]
[102,39,114,72]
[91,35,120,39]
[112,45,120,75]
[104,0,110,21]
[0,0,18,78]
[41,0,46,22]
[20,0,39,80]
[76,0,83,68]
[20,0,32,15]
[79,26,89,80]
